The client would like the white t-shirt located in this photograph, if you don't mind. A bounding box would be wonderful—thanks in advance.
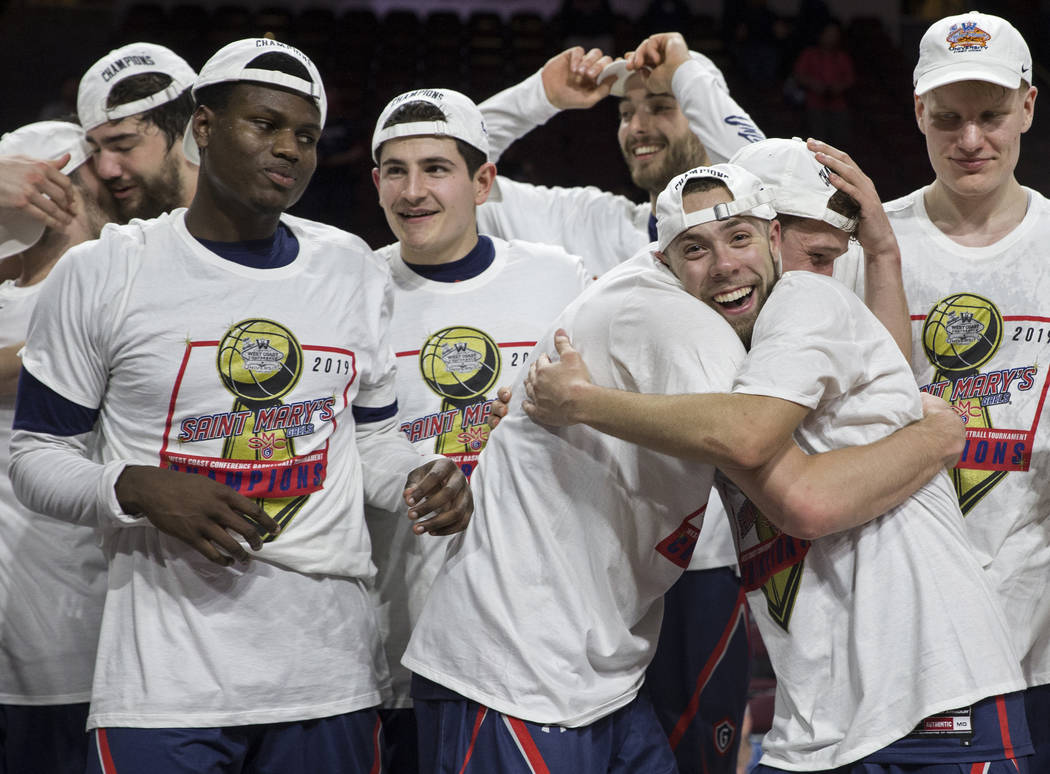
[725,271,1025,770]
[474,61,760,572]
[839,187,1050,689]
[404,251,745,726]
[13,210,421,728]
[366,236,589,707]
[0,279,106,705]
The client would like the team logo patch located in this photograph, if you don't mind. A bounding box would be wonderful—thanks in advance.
[714,719,736,754]
[217,318,303,401]
[946,21,992,52]
[945,21,991,53]
[922,293,1002,374]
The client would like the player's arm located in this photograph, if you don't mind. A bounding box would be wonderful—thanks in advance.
[479,46,614,163]
[0,342,23,401]
[0,154,75,230]
[627,32,765,162]
[522,332,962,539]
[809,138,911,356]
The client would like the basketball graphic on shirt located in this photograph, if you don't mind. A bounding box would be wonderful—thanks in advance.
[419,326,501,401]
[921,293,1002,374]
[217,319,303,401]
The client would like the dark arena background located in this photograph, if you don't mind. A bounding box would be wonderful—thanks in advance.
[2,0,1047,250]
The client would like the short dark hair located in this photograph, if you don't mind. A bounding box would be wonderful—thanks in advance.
[681,177,731,198]
[103,73,194,150]
[376,100,487,176]
[777,189,861,235]
[194,52,317,115]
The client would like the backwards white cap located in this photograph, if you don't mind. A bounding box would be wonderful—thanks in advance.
[77,43,197,131]
[371,88,490,163]
[183,38,327,164]
[731,137,857,233]
[600,49,728,97]
[655,164,776,252]
[914,11,1031,95]
[0,121,94,259]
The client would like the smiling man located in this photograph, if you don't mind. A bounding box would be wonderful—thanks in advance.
[77,42,199,222]
[403,164,989,774]
[365,87,588,772]
[520,165,1031,772]
[11,39,471,774]
[834,14,1050,766]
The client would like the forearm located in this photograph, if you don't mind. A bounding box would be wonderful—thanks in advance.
[727,414,951,539]
[570,382,790,469]
[862,246,912,357]
[9,429,134,527]
[0,343,22,401]
[356,416,434,512]
[478,70,560,163]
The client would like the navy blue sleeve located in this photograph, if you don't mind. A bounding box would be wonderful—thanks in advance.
[352,401,399,425]
[12,367,99,435]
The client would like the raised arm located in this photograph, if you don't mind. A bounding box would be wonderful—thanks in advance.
[522,331,963,539]
[808,138,911,355]
[0,154,75,230]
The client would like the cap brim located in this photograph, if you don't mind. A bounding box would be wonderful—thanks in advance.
[600,60,648,97]
[0,215,46,260]
[915,63,1023,94]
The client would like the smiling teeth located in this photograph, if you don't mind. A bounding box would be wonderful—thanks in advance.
[714,287,752,304]
[633,145,661,156]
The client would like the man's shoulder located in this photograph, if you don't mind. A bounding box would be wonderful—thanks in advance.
[498,236,586,272]
[281,214,387,273]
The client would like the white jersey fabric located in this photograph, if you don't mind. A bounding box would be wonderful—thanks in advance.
[0,279,106,705]
[838,187,1050,689]
[10,210,423,729]
[473,59,762,572]
[366,236,589,707]
[404,251,745,726]
[725,271,1025,770]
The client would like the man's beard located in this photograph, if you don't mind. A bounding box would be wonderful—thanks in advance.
[113,150,185,222]
[626,132,709,195]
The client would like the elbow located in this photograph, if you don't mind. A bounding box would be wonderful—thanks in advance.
[719,431,782,471]
[770,487,845,541]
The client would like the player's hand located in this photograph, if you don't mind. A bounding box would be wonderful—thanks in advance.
[918,392,966,468]
[521,329,592,426]
[0,154,76,230]
[807,139,899,260]
[487,386,512,430]
[114,465,280,567]
[403,458,473,536]
[541,46,616,110]
[624,32,692,95]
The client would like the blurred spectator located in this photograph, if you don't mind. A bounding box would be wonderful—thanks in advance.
[792,19,855,147]
[724,0,783,86]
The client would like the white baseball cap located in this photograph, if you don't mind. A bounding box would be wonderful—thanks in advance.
[655,164,776,252]
[601,50,728,97]
[0,121,94,259]
[78,43,197,131]
[371,88,490,163]
[913,12,1031,95]
[183,38,327,164]
[731,137,857,233]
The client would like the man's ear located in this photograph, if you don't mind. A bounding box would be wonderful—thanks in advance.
[474,161,497,206]
[192,105,215,151]
[653,249,670,267]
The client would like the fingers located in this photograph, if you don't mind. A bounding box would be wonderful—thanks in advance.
[224,490,281,535]
[403,460,473,533]
[488,385,513,430]
[552,329,575,358]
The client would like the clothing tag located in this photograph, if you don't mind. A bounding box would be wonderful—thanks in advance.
[907,706,973,739]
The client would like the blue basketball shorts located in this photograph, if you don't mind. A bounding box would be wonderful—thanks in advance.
[0,702,90,774]
[85,709,383,774]
[412,676,677,774]
[645,566,751,774]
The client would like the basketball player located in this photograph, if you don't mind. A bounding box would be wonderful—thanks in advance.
[0,120,110,774]
[402,164,981,774]
[10,39,470,774]
[77,42,199,222]
[366,86,588,772]
[477,34,764,772]
[835,12,1050,768]
[519,165,1031,772]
